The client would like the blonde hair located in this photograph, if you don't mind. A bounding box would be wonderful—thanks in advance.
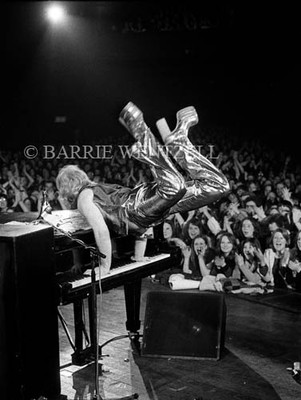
[56,165,92,203]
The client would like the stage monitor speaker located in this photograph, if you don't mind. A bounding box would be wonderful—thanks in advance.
[141,290,226,360]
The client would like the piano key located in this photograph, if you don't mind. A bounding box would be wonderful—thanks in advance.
[69,253,170,289]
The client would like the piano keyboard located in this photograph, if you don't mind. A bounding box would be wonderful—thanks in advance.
[67,253,170,290]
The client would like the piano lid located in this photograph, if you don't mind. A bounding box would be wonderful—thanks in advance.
[42,210,91,234]
[0,210,92,236]
[0,222,52,238]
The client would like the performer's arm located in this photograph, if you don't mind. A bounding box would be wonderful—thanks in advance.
[78,188,112,275]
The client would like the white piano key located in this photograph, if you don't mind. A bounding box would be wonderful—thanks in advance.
[69,253,170,289]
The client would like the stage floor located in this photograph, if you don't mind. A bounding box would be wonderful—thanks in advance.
[58,278,301,400]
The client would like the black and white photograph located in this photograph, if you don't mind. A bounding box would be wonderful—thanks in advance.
[1,2,301,399]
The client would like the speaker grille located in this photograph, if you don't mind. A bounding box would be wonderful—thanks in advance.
[142,290,226,360]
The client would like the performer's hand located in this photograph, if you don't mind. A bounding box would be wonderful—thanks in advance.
[100,263,111,276]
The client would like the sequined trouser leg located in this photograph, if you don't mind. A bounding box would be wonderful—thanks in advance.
[119,102,186,229]
[156,106,230,215]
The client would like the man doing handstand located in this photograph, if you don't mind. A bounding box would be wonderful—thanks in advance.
[56,102,230,274]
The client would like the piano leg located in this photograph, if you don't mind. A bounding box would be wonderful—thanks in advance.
[88,294,97,349]
[71,299,94,366]
[74,299,85,352]
[124,279,142,335]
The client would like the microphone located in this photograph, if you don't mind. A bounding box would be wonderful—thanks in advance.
[37,190,52,220]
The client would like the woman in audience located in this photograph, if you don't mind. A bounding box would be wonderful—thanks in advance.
[209,232,240,279]
[22,187,38,211]
[262,228,292,288]
[181,217,204,247]
[181,234,215,278]
[164,212,186,237]
[234,216,265,248]
[161,219,186,250]
[236,238,268,285]
[288,230,301,291]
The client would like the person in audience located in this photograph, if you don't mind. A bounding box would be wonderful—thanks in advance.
[195,205,222,243]
[22,188,38,212]
[262,213,288,248]
[161,219,186,250]
[8,183,31,212]
[275,181,286,203]
[262,228,292,288]
[0,193,14,213]
[243,195,266,222]
[209,232,240,279]
[227,190,241,207]
[234,216,264,248]
[181,217,205,246]
[236,238,268,285]
[292,206,301,232]
[263,191,278,212]
[181,234,215,278]
[288,230,301,291]
[164,212,186,237]
[46,185,63,211]
[277,200,295,232]
[220,199,247,236]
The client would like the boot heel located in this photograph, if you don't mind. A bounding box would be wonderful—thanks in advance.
[176,106,199,128]
[119,102,145,139]
[158,106,199,145]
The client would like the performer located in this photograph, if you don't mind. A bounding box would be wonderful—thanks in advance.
[56,102,230,274]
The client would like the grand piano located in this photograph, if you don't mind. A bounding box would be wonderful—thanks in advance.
[0,210,180,400]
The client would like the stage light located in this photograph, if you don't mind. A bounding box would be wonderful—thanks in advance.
[46,3,66,24]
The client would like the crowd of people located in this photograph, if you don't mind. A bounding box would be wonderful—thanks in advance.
[1,124,301,293]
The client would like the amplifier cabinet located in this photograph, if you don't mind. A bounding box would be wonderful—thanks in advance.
[0,224,61,400]
[142,290,226,360]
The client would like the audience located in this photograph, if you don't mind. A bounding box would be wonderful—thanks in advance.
[1,125,301,293]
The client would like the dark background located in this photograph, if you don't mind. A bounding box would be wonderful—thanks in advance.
[3,1,300,155]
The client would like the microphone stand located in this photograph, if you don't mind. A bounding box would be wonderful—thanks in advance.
[88,245,139,400]
[89,247,101,400]
[74,246,139,400]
